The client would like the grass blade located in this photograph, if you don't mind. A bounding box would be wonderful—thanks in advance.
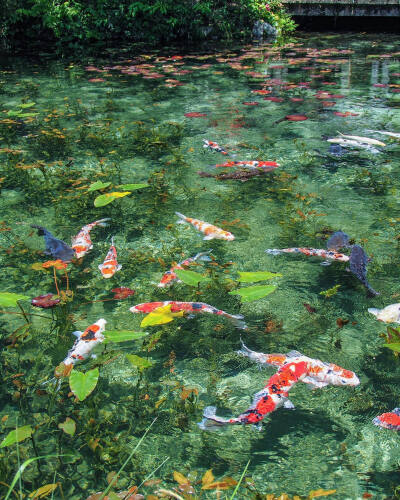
[229,460,250,500]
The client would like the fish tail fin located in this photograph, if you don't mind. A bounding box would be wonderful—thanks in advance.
[230,314,248,330]
[96,218,111,227]
[31,224,47,236]
[265,249,282,256]
[197,406,229,431]
[194,249,213,261]
[237,339,253,359]
[366,285,380,297]
[175,212,187,224]
[368,308,380,317]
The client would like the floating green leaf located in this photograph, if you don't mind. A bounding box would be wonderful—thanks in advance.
[69,368,99,401]
[229,284,277,302]
[140,304,184,327]
[94,192,131,207]
[118,183,149,190]
[0,292,30,307]
[19,102,36,109]
[58,417,76,436]
[87,181,112,192]
[319,284,341,298]
[237,271,282,283]
[383,343,400,353]
[175,269,211,286]
[0,425,33,448]
[7,110,38,118]
[126,354,153,371]
[28,483,58,498]
[104,330,148,343]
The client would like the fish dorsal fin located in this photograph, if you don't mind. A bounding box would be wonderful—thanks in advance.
[72,331,82,338]
[286,350,302,358]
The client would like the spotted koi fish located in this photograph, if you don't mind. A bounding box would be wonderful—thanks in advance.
[175,212,235,241]
[98,237,121,278]
[157,250,212,287]
[129,301,246,329]
[237,343,360,389]
[203,140,228,155]
[199,345,359,430]
[213,160,279,170]
[71,218,110,258]
[265,247,349,264]
[55,318,107,377]
[373,408,400,431]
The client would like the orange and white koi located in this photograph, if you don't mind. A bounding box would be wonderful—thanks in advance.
[203,140,228,155]
[373,408,400,431]
[54,318,107,377]
[129,301,246,329]
[71,218,110,258]
[175,212,235,241]
[98,237,121,278]
[237,343,360,389]
[157,250,212,287]
[198,345,359,430]
[213,160,279,170]
[265,247,349,264]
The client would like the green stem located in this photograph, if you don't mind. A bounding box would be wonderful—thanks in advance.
[16,301,29,324]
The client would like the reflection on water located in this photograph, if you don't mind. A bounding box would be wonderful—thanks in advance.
[0,32,399,499]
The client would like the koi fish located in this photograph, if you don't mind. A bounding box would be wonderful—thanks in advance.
[98,237,121,278]
[198,361,308,430]
[237,342,360,389]
[373,408,400,431]
[327,138,381,154]
[265,247,350,264]
[213,160,279,170]
[157,250,212,287]
[54,318,107,377]
[31,225,75,262]
[366,130,400,140]
[198,346,359,430]
[129,301,246,329]
[348,245,379,296]
[368,303,400,323]
[175,212,235,241]
[326,230,350,251]
[203,140,228,155]
[338,133,386,147]
[71,218,110,258]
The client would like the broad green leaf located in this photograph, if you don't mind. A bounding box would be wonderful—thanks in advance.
[175,269,211,286]
[383,343,400,352]
[229,284,277,302]
[126,354,153,371]
[7,110,38,117]
[0,292,30,307]
[319,284,341,298]
[19,102,36,109]
[140,304,184,327]
[87,181,111,192]
[94,192,131,207]
[69,368,99,401]
[104,330,148,343]
[237,271,282,283]
[0,425,33,448]
[118,183,149,190]
[58,417,76,436]
[29,483,58,498]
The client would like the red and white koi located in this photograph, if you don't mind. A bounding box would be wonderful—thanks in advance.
[373,408,400,431]
[176,212,235,241]
[213,160,279,170]
[71,218,110,258]
[368,303,400,324]
[98,237,121,278]
[203,140,228,155]
[157,250,212,288]
[129,301,246,329]
[199,345,359,430]
[54,318,107,377]
[237,343,360,389]
[265,247,349,264]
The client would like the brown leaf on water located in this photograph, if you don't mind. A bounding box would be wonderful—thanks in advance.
[201,477,237,490]
[181,386,199,400]
[336,318,349,328]
[308,489,337,498]
[173,471,190,486]
[303,303,316,314]
[201,469,215,486]
[29,483,58,499]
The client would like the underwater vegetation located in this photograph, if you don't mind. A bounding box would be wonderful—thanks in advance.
[0,32,400,500]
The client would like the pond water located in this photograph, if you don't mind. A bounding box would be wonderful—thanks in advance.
[0,32,400,500]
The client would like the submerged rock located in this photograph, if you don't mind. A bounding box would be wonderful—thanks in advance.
[252,20,277,39]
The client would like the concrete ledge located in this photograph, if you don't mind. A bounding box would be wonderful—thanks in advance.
[283,0,400,16]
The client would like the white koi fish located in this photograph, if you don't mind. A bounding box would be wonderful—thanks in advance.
[368,303,400,324]
[71,218,110,258]
[157,250,212,287]
[98,237,121,278]
[265,247,349,264]
[338,133,386,147]
[327,138,381,154]
[175,212,235,241]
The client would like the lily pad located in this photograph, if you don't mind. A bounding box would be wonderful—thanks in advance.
[69,368,99,401]
[58,418,76,436]
[229,284,277,302]
[104,330,148,343]
[0,292,30,307]
[0,425,33,448]
[175,269,211,286]
[19,102,36,109]
[118,183,149,190]
[126,354,153,371]
[140,304,184,327]
[87,181,112,193]
[236,271,282,283]
[94,192,131,207]
[383,343,400,352]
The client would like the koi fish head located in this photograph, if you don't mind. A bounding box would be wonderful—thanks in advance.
[157,271,176,287]
[222,231,235,241]
[324,363,360,386]
[72,244,90,259]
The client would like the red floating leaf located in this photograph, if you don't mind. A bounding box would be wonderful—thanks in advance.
[285,114,308,121]
[264,96,284,102]
[111,287,135,300]
[31,294,60,308]
[184,112,207,118]
[242,102,259,106]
